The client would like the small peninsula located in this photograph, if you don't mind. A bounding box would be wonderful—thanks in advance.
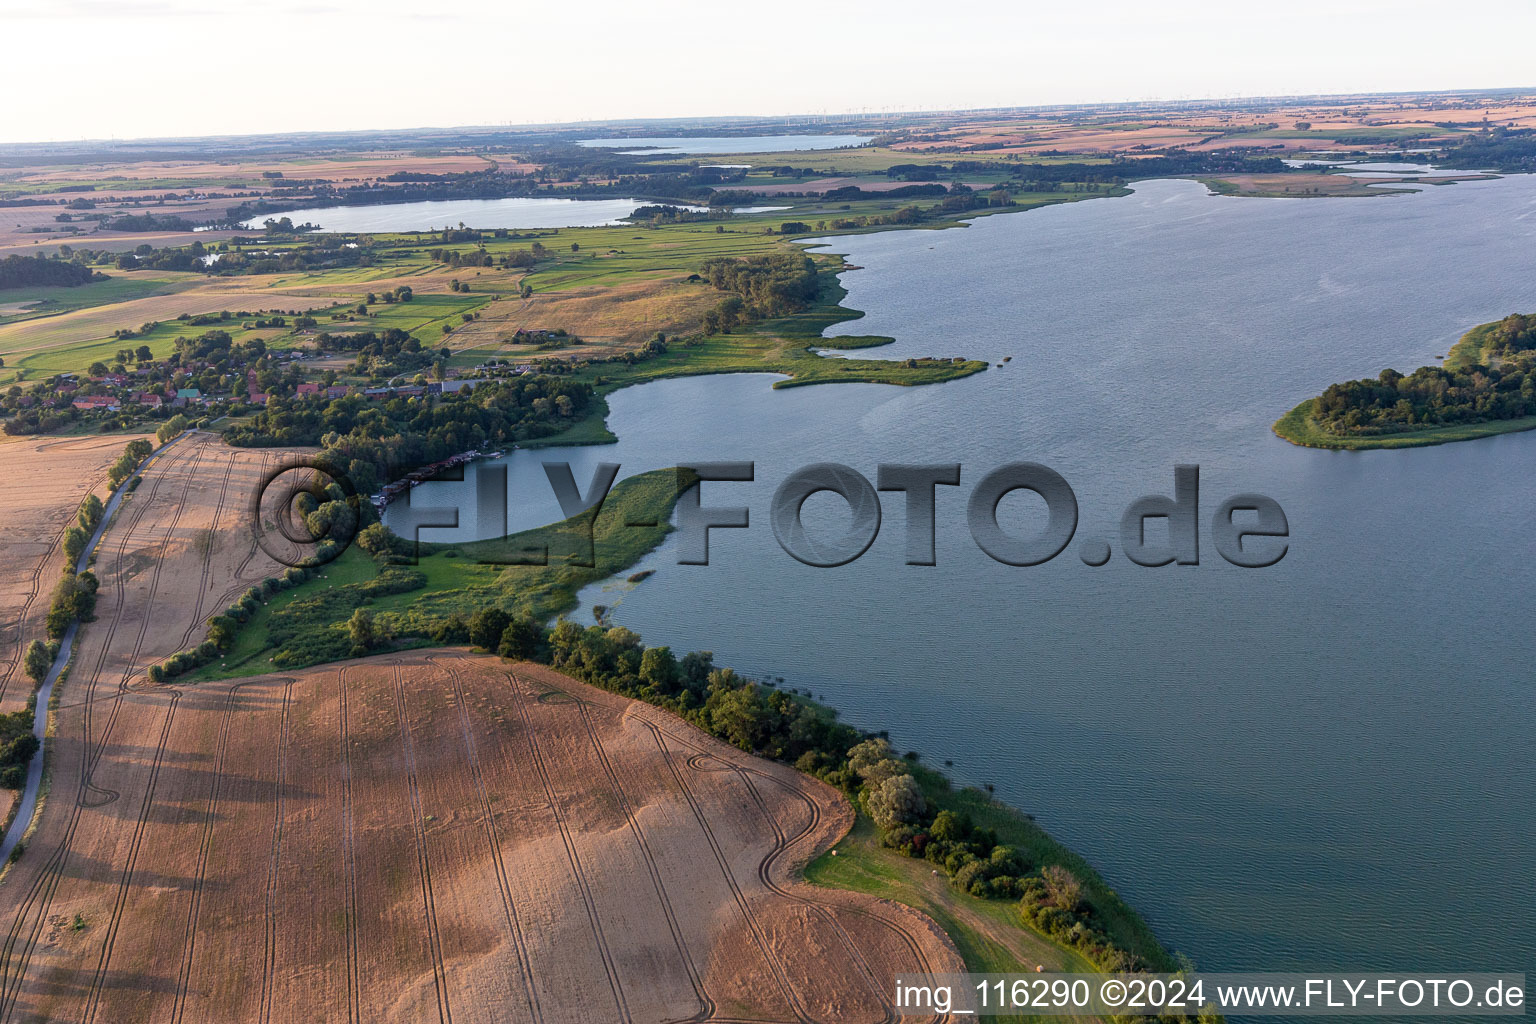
[1275,313,1536,449]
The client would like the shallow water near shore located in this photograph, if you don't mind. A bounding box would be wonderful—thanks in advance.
[394,175,1536,976]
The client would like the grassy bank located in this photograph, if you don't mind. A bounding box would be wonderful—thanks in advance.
[185,467,690,680]
[527,267,987,446]
[807,762,1174,983]
[176,463,1181,992]
[1273,400,1536,450]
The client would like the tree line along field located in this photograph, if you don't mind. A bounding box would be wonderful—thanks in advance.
[0,435,149,714]
[0,442,962,1019]
[0,204,1003,428]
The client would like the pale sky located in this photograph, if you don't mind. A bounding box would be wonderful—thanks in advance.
[3,0,1534,144]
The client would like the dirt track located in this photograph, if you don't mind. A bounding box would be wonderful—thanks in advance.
[0,436,961,1022]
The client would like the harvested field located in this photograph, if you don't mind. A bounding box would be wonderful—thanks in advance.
[0,434,149,713]
[0,438,961,1021]
[446,277,719,358]
[0,644,961,1022]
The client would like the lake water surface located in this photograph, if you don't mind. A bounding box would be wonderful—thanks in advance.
[391,176,1536,977]
[240,197,691,232]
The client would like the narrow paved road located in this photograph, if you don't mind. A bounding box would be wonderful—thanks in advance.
[0,431,188,866]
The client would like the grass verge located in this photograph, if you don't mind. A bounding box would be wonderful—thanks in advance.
[184,467,689,680]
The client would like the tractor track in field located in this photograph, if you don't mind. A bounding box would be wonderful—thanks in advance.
[429,654,544,1024]
[174,445,240,651]
[525,676,951,1024]
[337,666,361,1024]
[168,677,264,1024]
[387,661,453,1024]
[0,443,202,1022]
[506,673,630,1023]
[566,690,714,1022]
[258,676,294,1024]
[81,443,218,1024]
[518,672,810,1023]
[0,518,70,704]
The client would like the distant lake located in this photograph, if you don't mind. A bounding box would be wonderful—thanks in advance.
[1283,158,1467,178]
[577,135,873,155]
[393,174,1536,981]
[240,197,694,232]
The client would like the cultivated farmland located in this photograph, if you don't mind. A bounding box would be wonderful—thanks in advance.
[0,434,149,712]
[0,648,961,1022]
[0,434,961,1022]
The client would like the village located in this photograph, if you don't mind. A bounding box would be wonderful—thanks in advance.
[4,334,538,436]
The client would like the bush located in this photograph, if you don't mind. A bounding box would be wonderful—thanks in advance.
[430,615,470,644]
[156,414,189,444]
[78,493,104,532]
[23,639,52,684]
[468,607,511,651]
[46,572,98,638]
[866,774,926,830]
[62,525,88,565]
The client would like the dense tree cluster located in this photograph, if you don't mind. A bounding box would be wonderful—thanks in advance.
[0,254,102,289]
[1313,353,1536,435]
[698,253,819,322]
[1436,128,1536,173]
[628,204,724,225]
[225,376,593,494]
[106,213,194,233]
[46,572,98,639]
[314,327,442,378]
[1485,312,1536,356]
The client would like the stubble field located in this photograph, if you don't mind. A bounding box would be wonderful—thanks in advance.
[0,436,961,1023]
[0,434,150,713]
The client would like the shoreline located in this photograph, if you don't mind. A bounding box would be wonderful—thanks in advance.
[1273,318,1536,450]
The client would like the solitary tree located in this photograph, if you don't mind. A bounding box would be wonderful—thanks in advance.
[23,639,51,684]
[78,493,104,532]
[62,525,88,565]
[468,607,511,651]
[497,615,544,662]
[866,774,926,830]
[347,607,378,656]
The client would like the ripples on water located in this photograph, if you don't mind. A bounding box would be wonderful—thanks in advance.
[393,176,1536,976]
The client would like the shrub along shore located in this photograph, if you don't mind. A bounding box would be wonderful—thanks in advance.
[1275,314,1536,450]
[159,464,1177,978]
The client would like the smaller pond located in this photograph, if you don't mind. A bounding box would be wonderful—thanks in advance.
[577,135,872,155]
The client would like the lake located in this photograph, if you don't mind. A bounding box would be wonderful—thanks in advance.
[239,197,695,232]
[1283,158,1470,178]
[390,175,1536,978]
[577,134,873,155]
